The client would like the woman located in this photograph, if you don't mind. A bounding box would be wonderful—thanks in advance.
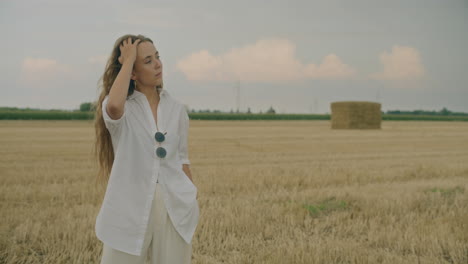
[93,34,199,264]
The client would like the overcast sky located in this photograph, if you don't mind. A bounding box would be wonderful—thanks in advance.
[1,0,467,114]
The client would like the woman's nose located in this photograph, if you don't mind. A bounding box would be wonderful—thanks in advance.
[155,59,162,69]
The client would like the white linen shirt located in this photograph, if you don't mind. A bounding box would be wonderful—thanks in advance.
[95,88,199,256]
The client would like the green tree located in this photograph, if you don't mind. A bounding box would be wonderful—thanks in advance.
[80,102,94,112]
[440,107,450,115]
[266,106,276,114]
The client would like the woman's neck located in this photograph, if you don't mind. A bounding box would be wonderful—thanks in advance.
[136,86,160,104]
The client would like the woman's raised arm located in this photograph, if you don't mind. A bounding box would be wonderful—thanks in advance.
[107,37,141,120]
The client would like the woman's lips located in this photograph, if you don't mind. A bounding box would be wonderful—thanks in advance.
[155,72,162,77]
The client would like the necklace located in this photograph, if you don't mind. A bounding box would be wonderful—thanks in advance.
[153,95,168,158]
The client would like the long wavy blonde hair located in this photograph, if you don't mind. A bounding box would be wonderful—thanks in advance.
[93,34,163,188]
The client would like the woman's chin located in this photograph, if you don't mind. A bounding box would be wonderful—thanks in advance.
[154,78,163,85]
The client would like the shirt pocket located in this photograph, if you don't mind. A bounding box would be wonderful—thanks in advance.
[179,168,197,191]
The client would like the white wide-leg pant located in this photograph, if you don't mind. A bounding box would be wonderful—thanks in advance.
[99,182,192,264]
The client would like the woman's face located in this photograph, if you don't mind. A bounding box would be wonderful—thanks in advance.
[133,41,163,88]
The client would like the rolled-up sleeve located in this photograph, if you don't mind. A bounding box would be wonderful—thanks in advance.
[102,96,126,134]
[178,106,191,165]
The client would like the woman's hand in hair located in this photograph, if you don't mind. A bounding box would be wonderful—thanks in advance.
[118,37,141,65]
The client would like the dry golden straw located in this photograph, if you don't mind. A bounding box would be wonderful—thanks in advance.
[1,120,467,263]
[331,101,382,129]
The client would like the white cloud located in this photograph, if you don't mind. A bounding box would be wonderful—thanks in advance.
[303,54,357,80]
[176,38,357,82]
[87,55,108,65]
[369,45,425,81]
[20,57,74,86]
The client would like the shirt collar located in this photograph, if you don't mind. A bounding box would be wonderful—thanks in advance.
[128,88,174,135]
[129,88,168,100]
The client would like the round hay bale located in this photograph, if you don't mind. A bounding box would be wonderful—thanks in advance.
[331,101,381,129]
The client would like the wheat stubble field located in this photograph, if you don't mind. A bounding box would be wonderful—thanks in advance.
[0,120,467,264]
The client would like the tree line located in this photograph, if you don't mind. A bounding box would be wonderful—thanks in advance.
[0,105,466,116]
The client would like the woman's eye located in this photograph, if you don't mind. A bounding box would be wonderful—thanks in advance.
[146,56,160,64]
